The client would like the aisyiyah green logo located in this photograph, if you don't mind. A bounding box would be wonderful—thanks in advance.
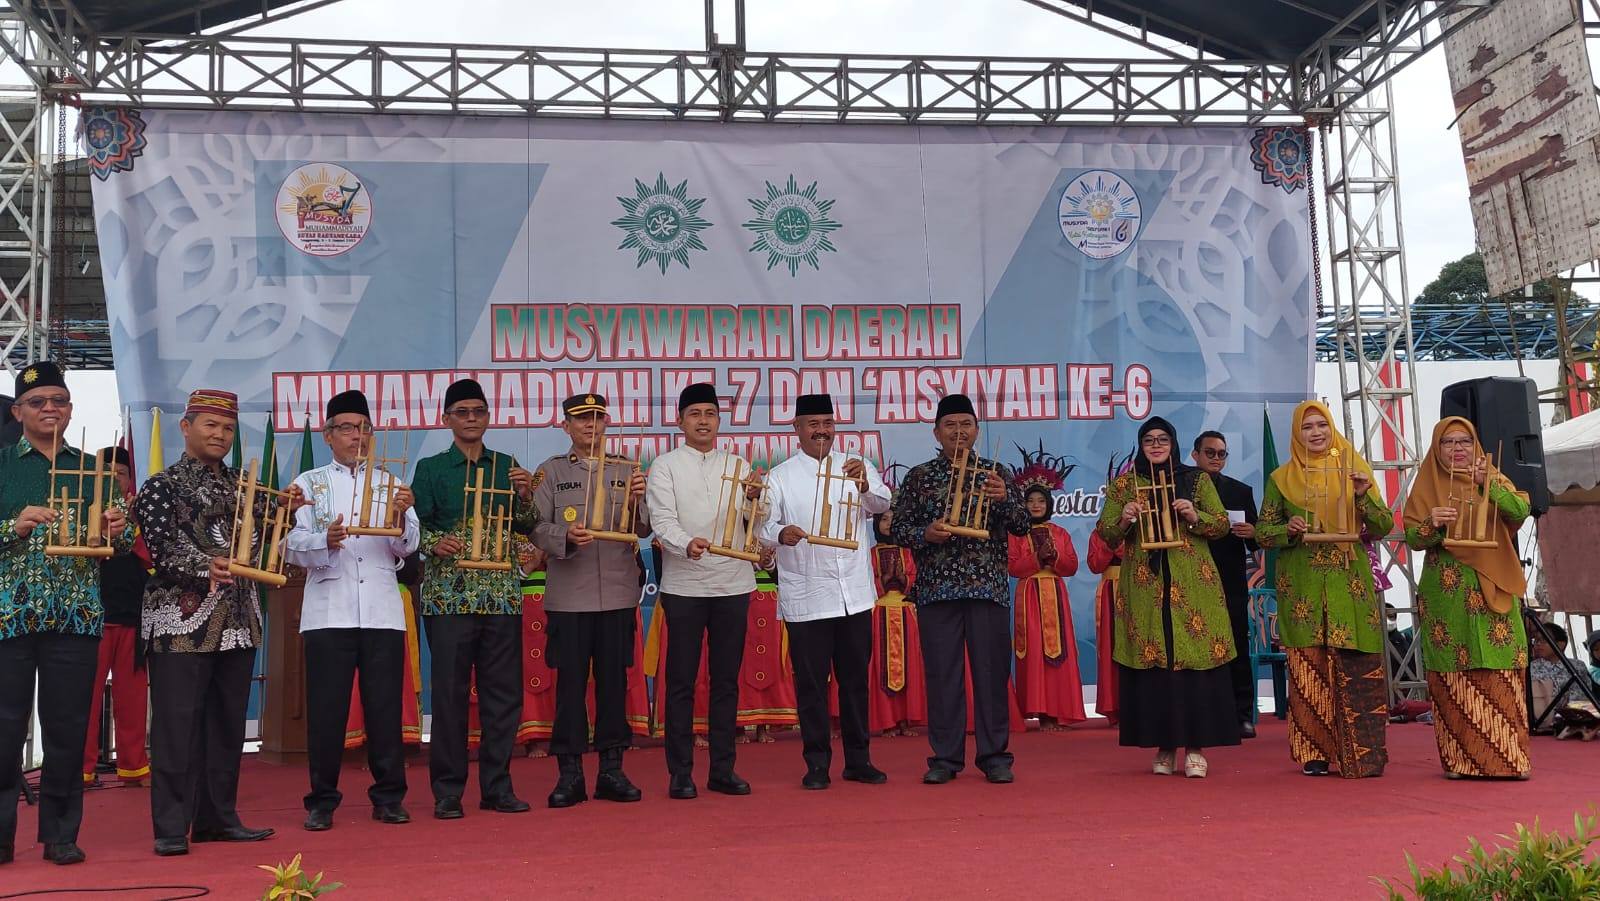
[611,173,713,273]
[741,175,841,276]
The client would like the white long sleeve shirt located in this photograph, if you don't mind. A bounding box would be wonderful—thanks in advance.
[646,444,757,598]
[758,450,891,622]
[285,460,421,632]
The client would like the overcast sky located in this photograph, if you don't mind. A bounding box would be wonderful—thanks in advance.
[243,0,1478,298]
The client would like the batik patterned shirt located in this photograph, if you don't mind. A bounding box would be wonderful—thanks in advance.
[888,452,1029,607]
[0,438,133,641]
[412,444,538,616]
[135,453,272,653]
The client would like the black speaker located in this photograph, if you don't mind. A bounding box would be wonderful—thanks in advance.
[1439,376,1548,515]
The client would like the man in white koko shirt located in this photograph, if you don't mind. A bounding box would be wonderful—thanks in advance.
[645,382,758,801]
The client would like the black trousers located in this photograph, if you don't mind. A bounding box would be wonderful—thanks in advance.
[424,613,520,803]
[0,633,98,848]
[303,628,407,813]
[920,598,1014,774]
[548,608,635,758]
[787,610,872,774]
[148,648,255,841]
[1225,588,1255,723]
[661,593,748,778]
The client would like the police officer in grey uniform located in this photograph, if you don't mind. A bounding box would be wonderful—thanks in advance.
[530,393,652,808]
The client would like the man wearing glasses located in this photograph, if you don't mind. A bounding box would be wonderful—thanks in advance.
[1190,431,1259,737]
[286,390,419,831]
[0,362,132,867]
[410,379,537,820]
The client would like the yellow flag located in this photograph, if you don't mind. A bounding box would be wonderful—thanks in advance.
[147,407,165,475]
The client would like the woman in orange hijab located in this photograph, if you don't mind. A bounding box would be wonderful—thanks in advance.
[1256,400,1392,778]
[1403,416,1530,779]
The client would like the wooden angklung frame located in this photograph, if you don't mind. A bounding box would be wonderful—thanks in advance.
[805,455,861,550]
[1304,447,1358,543]
[347,428,409,538]
[583,438,642,545]
[1444,442,1501,550]
[708,456,768,563]
[228,458,293,588]
[1133,457,1182,550]
[458,453,515,572]
[44,425,116,558]
[938,449,995,540]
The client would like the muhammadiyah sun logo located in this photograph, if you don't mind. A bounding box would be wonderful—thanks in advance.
[611,174,713,274]
[741,175,841,276]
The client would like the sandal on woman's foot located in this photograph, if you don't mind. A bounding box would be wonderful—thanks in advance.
[1301,760,1329,776]
[1184,751,1208,778]
[1152,750,1176,775]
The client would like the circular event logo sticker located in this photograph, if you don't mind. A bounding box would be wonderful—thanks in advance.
[276,163,372,257]
[1058,169,1141,260]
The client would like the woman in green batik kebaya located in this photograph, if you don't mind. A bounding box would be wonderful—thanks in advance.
[1257,400,1392,779]
[1096,417,1239,780]
[1403,416,1530,780]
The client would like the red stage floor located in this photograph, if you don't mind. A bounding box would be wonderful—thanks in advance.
[5,718,1590,899]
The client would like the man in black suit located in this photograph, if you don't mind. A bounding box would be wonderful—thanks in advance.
[1191,431,1259,737]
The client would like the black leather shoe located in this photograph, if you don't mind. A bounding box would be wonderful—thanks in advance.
[706,771,751,796]
[549,777,588,809]
[0,844,12,865]
[434,796,464,820]
[303,809,334,831]
[922,766,956,784]
[1240,720,1257,739]
[668,774,698,800]
[43,843,86,865]
[1302,760,1330,777]
[479,795,532,813]
[594,770,641,803]
[153,838,189,857]
[191,825,274,843]
[801,768,831,790]
[372,805,411,824]
[984,764,1015,784]
[841,764,888,785]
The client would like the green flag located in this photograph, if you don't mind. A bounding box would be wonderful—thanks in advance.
[229,424,244,472]
[260,415,279,490]
[1262,404,1280,585]
[298,419,314,475]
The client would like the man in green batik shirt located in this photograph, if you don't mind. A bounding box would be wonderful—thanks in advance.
[410,378,537,820]
[0,361,132,868]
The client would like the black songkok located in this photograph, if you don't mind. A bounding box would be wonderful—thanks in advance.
[14,361,66,399]
[325,389,371,421]
[795,393,833,417]
[443,378,487,411]
[935,393,976,423]
[678,382,719,412]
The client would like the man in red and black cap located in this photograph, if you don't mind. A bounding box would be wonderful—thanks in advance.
[0,361,132,867]
[410,378,538,820]
[135,388,299,856]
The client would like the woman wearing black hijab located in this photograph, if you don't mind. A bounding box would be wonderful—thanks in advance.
[1093,418,1241,777]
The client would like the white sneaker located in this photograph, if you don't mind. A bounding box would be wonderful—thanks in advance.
[1184,751,1208,778]
[1152,750,1176,775]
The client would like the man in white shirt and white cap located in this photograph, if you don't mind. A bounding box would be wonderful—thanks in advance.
[760,393,891,790]
[645,382,759,800]
[286,389,420,831]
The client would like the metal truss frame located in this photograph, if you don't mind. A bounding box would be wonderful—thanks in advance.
[1319,78,1426,705]
[0,6,59,371]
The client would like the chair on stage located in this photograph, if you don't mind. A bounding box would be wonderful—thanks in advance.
[1248,587,1288,722]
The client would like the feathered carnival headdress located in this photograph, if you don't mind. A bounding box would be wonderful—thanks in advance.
[881,461,907,493]
[1106,449,1137,484]
[1014,440,1076,496]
